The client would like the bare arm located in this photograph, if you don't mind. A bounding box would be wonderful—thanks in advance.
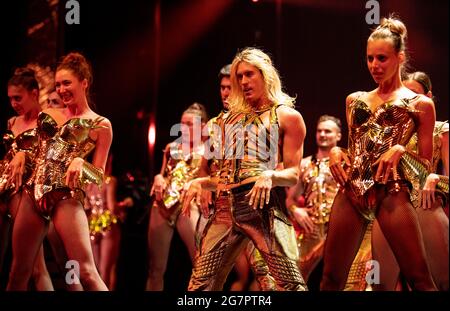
[272,106,306,187]
[150,143,171,200]
[65,117,113,189]
[285,158,307,208]
[415,97,435,163]
[247,106,306,209]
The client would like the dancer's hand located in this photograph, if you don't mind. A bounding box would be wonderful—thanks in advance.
[373,144,405,184]
[246,170,273,210]
[6,151,26,192]
[65,157,84,189]
[419,173,439,210]
[150,174,167,201]
[200,189,212,218]
[181,179,202,217]
[291,206,314,234]
[329,147,350,187]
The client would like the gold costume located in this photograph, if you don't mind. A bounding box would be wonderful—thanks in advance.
[153,141,203,227]
[189,105,307,291]
[406,121,449,207]
[292,155,372,290]
[346,95,422,220]
[86,176,119,241]
[205,110,275,290]
[294,156,338,280]
[0,127,39,197]
[30,112,104,218]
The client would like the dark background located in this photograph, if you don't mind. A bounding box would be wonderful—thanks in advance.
[0,0,448,291]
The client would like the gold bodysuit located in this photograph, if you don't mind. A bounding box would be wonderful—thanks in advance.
[406,121,449,207]
[153,141,203,227]
[0,126,39,197]
[31,112,104,217]
[346,95,420,220]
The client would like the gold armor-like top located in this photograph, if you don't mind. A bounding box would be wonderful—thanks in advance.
[31,112,104,204]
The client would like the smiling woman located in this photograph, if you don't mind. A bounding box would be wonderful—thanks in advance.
[6,52,112,291]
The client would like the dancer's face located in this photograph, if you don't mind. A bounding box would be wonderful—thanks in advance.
[7,85,38,116]
[47,91,64,108]
[220,76,231,110]
[403,79,431,98]
[366,39,403,84]
[181,112,196,145]
[316,120,341,149]
[55,69,88,107]
[236,62,266,107]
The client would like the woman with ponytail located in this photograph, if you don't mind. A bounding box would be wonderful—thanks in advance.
[321,16,437,290]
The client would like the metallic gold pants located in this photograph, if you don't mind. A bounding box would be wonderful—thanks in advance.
[188,183,307,291]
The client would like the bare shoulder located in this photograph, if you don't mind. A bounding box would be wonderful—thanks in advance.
[7,116,17,129]
[412,94,435,114]
[346,91,365,106]
[88,112,112,129]
[41,107,67,124]
[276,105,304,123]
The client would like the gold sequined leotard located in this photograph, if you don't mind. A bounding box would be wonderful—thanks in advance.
[347,95,420,220]
[0,126,39,197]
[153,141,204,226]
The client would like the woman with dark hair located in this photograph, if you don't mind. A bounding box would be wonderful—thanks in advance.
[6,52,112,290]
[1,67,54,290]
[146,103,208,290]
[321,17,437,290]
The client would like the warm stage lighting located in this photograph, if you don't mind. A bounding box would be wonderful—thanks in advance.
[251,0,259,3]
[148,122,156,148]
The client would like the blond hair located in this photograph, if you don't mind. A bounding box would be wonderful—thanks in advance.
[228,47,295,113]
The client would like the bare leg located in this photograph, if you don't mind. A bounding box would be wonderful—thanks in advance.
[52,199,107,291]
[46,221,83,290]
[371,219,400,290]
[416,199,449,290]
[31,245,54,291]
[376,191,436,290]
[176,205,200,260]
[0,203,11,271]
[321,191,368,290]
[99,224,121,290]
[7,191,48,290]
[146,206,175,290]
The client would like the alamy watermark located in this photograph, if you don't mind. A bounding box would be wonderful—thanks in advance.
[365,0,380,25]
[65,259,81,285]
[365,260,380,285]
[168,116,279,167]
[65,0,80,25]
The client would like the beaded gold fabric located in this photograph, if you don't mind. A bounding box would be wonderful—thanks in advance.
[298,156,339,225]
